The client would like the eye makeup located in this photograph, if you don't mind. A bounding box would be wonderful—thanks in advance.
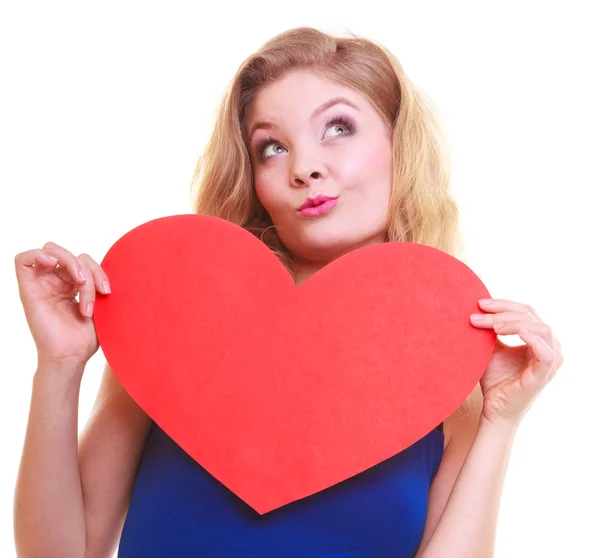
[254,114,356,162]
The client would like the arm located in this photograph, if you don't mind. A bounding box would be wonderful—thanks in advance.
[415,416,517,558]
[14,361,88,557]
[14,361,153,558]
[416,295,564,557]
[78,362,153,557]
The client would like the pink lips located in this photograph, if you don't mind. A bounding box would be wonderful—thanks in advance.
[297,194,339,217]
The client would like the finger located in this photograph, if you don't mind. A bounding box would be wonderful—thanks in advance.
[76,258,96,317]
[38,255,84,288]
[54,265,76,284]
[15,248,56,266]
[40,242,88,286]
[470,311,541,327]
[15,249,57,278]
[78,253,111,295]
[493,320,554,348]
[478,299,543,321]
[15,249,84,306]
[517,329,557,387]
[32,250,60,274]
[32,253,79,289]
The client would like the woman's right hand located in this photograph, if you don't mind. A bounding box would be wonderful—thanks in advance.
[15,242,111,370]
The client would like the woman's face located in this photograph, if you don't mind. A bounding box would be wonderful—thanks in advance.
[246,69,393,264]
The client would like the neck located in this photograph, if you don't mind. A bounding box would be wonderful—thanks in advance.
[291,234,389,286]
[292,258,329,286]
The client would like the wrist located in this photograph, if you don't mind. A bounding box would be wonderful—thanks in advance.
[35,358,86,384]
[478,413,520,439]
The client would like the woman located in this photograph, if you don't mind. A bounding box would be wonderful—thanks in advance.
[13,26,563,557]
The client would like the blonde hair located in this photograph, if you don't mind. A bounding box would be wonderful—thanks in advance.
[191,25,464,271]
[190,26,473,420]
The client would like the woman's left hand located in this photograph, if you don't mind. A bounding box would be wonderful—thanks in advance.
[470,299,564,426]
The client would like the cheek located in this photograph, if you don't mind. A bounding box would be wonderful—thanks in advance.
[343,143,392,195]
[254,177,284,217]
[342,133,389,175]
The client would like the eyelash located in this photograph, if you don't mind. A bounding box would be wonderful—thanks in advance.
[255,115,355,161]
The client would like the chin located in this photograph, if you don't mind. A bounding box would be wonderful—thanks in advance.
[290,229,385,263]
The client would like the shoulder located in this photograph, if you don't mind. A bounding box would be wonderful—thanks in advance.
[442,382,483,451]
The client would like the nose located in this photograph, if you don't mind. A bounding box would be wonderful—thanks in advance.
[292,169,323,188]
[291,150,328,188]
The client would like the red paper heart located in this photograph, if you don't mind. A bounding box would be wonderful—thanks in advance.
[93,214,495,514]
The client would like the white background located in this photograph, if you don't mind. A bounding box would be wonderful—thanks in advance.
[1,1,598,556]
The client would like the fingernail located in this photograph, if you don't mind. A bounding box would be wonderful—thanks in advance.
[471,314,485,320]
[102,281,111,294]
[78,268,86,281]
[86,303,94,316]
[45,253,58,263]
[479,299,492,305]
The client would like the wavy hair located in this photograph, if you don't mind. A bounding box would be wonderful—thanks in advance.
[190,26,464,272]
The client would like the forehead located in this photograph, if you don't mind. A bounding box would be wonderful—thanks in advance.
[247,70,363,128]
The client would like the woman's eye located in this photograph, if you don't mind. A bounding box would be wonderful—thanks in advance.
[323,122,351,139]
[259,120,353,160]
[263,144,285,159]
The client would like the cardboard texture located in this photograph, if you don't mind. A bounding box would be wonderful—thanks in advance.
[93,214,496,514]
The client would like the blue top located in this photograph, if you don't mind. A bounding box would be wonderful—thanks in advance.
[118,422,444,558]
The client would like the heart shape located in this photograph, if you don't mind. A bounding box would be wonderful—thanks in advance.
[93,214,495,514]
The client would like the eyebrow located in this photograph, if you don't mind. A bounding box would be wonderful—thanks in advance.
[248,96,360,142]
